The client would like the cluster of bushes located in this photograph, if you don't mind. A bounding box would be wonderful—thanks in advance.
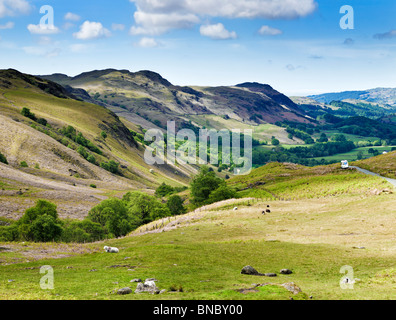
[0,200,63,242]
[22,109,121,175]
[154,183,187,197]
[286,127,314,144]
[21,107,48,126]
[0,192,187,243]
[190,166,236,207]
[60,125,102,155]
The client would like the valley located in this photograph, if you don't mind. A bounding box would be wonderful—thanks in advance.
[0,68,395,301]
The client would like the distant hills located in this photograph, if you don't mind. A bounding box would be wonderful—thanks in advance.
[39,69,311,131]
[308,88,396,107]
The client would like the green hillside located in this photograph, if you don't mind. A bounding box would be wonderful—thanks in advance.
[0,162,395,300]
[0,69,194,220]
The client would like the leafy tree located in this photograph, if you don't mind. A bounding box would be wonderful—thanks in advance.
[18,200,62,242]
[271,138,280,146]
[207,185,236,204]
[317,133,328,143]
[124,191,170,227]
[100,160,119,174]
[29,214,63,242]
[37,118,48,126]
[87,198,130,237]
[166,195,186,216]
[21,107,37,121]
[155,183,175,197]
[332,134,347,142]
[87,154,96,165]
[77,146,89,160]
[190,166,225,205]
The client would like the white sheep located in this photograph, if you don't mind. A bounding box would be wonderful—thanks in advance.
[104,246,119,253]
[233,207,238,211]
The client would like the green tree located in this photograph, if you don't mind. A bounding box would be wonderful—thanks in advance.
[271,138,280,146]
[155,183,175,197]
[18,200,62,242]
[21,107,37,121]
[317,133,328,143]
[123,191,171,227]
[88,198,130,237]
[166,195,186,216]
[29,214,63,242]
[207,185,236,204]
[190,166,225,206]
[100,160,119,174]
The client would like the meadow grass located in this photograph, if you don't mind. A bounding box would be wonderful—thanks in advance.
[1,191,395,300]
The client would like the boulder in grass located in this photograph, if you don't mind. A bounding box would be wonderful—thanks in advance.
[135,280,160,294]
[117,287,132,295]
[280,269,293,275]
[281,282,302,295]
[241,265,261,275]
[241,265,278,277]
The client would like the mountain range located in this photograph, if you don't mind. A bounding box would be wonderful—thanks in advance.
[39,68,312,132]
[308,88,396,107]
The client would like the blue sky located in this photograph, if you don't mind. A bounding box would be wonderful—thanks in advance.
[1,0,396,95]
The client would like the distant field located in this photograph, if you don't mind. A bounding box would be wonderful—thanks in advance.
[313,130,380,144]
[312,146,395,162]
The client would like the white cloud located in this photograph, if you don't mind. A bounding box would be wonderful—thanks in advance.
[112,23,125,31]
[130,11,199,35]
[64,12,81,22]
[129,0,317,35]
[136,37,160,47]
[0,0,31,18]
[0,21,14,29]
[73,21,111,40]
[27,24,60,35]
[200,23,237,40]
[258,25,282,36]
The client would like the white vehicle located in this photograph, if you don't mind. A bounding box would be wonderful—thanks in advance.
[341,160,349,169]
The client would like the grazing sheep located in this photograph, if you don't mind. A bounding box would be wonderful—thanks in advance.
[104,246,119,253]
[233,207,238,211]
[266,209,271,213]
[261,211,266,215]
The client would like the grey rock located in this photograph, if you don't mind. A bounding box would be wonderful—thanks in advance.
[117,287,132,295]
[264,273,277,277]
[130,278,142,283]
[280,269,293,275]
[241,265,260,275]
[281,282,302,295]
[135,280,160,294]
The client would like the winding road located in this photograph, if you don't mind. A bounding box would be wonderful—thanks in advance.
[350,166,396,187]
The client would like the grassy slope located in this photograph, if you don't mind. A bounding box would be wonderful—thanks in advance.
[0,72,194,220]
[0,163,395,300]
[352,151,396,179]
